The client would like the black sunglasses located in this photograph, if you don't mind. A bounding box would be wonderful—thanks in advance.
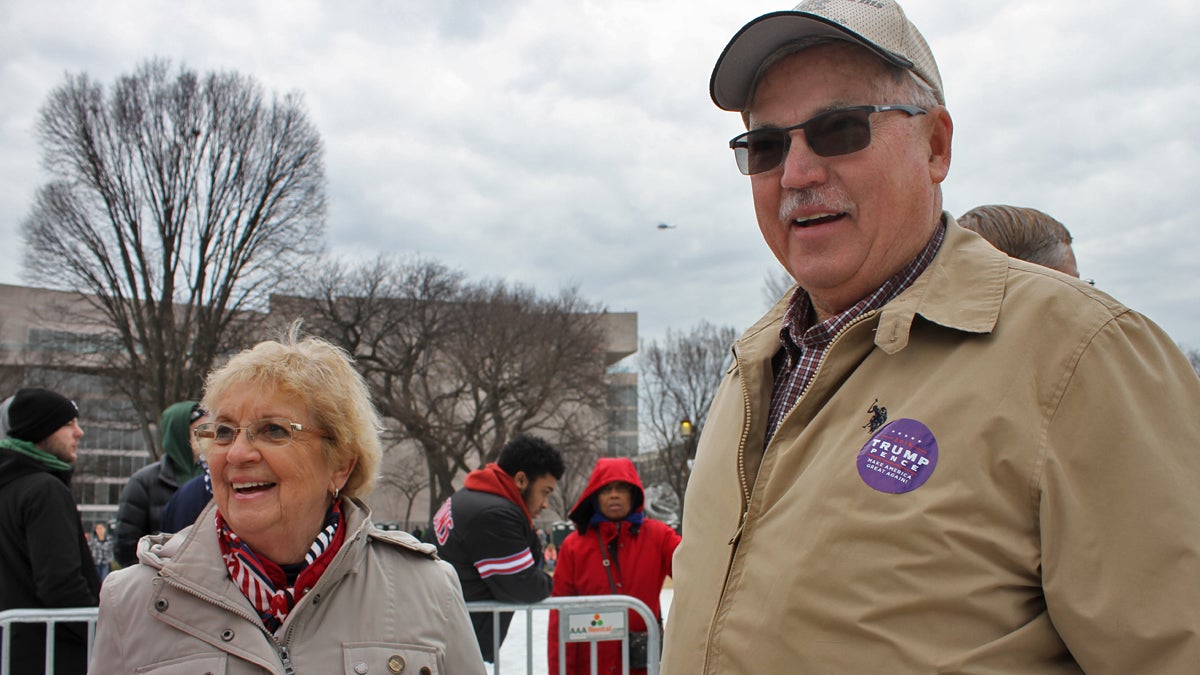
[729,104,927,175]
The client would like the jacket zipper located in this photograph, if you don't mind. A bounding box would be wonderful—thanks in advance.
[279,645,295,675]
[707,310,880,672]
[729,342,754,546]
[275,529,362,673]
[160,528,362,675]
[163,576,293,671]
[728,310,878,547]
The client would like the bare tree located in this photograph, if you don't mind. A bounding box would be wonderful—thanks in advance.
[640,321,739,520]
[20,58,326,456]
[0,318,30,397]
[763,266,795,309]
[283,255,611,518]
[375,448,429,531]
[545,408,607,521]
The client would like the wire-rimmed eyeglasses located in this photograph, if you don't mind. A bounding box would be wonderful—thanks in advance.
[729,104,927,175]
[193,418,321,451]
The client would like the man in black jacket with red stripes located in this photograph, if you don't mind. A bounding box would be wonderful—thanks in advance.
[433,433,564,662]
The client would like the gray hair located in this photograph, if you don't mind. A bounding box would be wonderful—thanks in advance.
[958,205,1077,275]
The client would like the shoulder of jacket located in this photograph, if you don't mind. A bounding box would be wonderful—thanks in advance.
[368,528,439,559]
[6,470,72,498]
[560,530,586,550]
[456,489,523,519]
[639,518,673,533]
[127,461,162,487]
[990,267,1135,349]
[5,466,61,484]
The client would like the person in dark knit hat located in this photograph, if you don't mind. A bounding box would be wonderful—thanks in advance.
[0,387,100,674]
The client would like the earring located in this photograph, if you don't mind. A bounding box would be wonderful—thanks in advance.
[331,486,340,501]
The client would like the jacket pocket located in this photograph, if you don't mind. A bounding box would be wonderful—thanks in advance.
[135,652,227,674]
[343,642,443,675]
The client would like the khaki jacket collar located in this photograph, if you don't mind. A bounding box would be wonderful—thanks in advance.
[736,215,1008,362]
[140,499,437,617]
[876,215,1008,353]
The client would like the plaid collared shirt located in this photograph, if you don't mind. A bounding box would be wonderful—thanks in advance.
[765,222,946,442]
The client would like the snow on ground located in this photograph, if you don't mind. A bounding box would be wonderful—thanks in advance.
[491,587,674,675]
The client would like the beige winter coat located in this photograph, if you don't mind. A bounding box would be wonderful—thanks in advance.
[90,499,486,674]
[663,219,1200,673]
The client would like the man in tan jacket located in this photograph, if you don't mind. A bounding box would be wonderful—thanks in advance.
[662,0,1200,672]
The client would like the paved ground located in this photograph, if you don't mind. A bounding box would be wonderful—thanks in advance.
[492,587,674,674]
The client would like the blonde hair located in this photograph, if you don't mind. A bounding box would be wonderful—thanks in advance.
[201,323,382,497]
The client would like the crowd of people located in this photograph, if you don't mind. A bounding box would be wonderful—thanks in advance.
[0,335,677,674]
[4,0,1200,673]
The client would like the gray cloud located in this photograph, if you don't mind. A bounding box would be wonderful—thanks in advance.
[2,0,1197,351]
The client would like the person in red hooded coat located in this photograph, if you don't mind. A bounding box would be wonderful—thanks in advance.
[548,457,681,674]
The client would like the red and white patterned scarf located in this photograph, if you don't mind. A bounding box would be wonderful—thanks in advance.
[215,501,345,633]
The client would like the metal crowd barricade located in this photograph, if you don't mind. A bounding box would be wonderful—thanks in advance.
[2,599,662,674]
[467,594,660,675]
[0,607,99,675]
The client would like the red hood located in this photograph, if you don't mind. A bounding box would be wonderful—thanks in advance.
[464,462,534,523]
[568,457,645,531]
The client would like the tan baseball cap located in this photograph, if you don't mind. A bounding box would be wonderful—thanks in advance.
[710,0,945,111]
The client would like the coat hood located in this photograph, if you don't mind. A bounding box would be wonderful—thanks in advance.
[568,457,645,532]
[463,462,534,523]
[160,401,202,482]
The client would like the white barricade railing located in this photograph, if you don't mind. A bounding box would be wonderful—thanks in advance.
[467,594,660,675]
[2,600,661,675]
[0,607,99,675]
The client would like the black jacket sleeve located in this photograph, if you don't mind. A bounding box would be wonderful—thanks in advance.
[113,468,154,566]
[25,477,99,608]
[467,503,552,604]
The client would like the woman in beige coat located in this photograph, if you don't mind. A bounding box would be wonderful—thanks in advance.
[90,328,485,674]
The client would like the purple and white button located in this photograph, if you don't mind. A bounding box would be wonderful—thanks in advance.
[856,418,938,494]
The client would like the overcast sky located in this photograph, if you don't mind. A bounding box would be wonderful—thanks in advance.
[2,0,1198,353]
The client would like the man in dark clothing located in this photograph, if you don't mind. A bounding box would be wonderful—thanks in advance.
[0,388,101,674]
[434,433,564,662]
[112,401,205,565]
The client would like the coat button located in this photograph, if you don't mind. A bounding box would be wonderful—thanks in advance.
[154,598,168,611]
[220,629,235,641]
[386,655,405,673]
[353,662,369,674]
[311,593,321,605]
[419,667,431,675]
